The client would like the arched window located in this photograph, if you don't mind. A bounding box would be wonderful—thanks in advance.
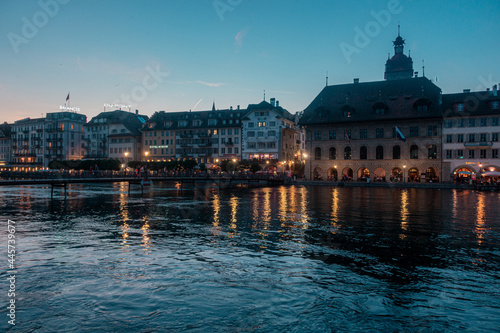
[393,145,401,159]
[428,144,437,159]
[344,146,351,160]
[329,147,336,160]
[315,147,321,160]
[360,146,367,159]
[410,145,419,159]
[376,145,384,159]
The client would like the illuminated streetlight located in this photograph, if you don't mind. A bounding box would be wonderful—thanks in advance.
[403,165,406,183]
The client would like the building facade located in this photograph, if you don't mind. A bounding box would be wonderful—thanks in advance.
[84,110,147,161]
[141,105,244,164]
[11,117,46,167]
[300,33,449,182]
[45,112,87,166]
[241,99,301,164]
[442,88,500,181]
[0,123,12,166]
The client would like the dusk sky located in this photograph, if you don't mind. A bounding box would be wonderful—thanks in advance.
[1,0,499,123]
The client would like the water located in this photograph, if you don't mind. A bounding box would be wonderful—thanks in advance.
[1,183,499,332]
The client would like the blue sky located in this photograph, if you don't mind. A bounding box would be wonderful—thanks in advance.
[0,0,499,123]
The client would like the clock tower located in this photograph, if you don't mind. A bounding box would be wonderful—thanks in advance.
[384,26,414,80]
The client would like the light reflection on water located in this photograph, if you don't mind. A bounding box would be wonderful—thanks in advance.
[0,183,499,332]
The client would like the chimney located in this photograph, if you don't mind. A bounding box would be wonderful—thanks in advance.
[237,105,240,110]
[414,72,418,78]
[463,89,470,93]
[230,106,233,110]
[276,100,279,107]
[270,98,276,107]
[493,85,498,96]
[135,109,139,115]
[353,78,359,84]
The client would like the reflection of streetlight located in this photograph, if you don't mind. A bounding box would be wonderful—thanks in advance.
[403,165,406,183]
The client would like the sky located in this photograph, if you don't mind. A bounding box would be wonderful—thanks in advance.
[0,0,499,123]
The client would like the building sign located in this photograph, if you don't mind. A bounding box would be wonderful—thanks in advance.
[149,145,169,149]
[104,104,131,110]
[59,105,80,112]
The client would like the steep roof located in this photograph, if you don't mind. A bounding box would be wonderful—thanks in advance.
[299,77,442,126]
[442,90,500,117]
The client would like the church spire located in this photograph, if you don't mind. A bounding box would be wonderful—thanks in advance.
[212,100,216,111]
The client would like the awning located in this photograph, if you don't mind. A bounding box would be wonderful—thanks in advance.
[481,171,500,177]
[456,171,472,175]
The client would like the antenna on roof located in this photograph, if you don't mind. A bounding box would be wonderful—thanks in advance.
[398,22,400,36]
[422,59,425,77]
[263,90,266,101]
[326,71,328,87]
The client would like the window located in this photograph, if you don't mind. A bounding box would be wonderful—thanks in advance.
[234,128,239,135]
[258,142,265,148]
[248,122,254,128]
[228,129,232,135]
[267,142,275,148]
[457,149,464,159]
[258,122,266,127]
[469,118,476,127]
[492,133,499,142]
[344,111,352,118]
[360,146,367,159]
[315,147,321,160]
[480,133,487,142]
[247,131,255,137]
[469,150,475,159]
[446,135,453,143]
[313,131,322,140]
[359,129,367,139]
[344,146,351,160]
[248,142,256,148]
[410,127,419,137]
[393,145,401,159]
[257,131,264,137]
[417,105,428,112]
[221,148,225,154]
[268,130,276,137]
[329,130,336,140]
[457,119,464,127]
[492,149,499,159]
[457,134,464,143]
[428,126,437,136]
[270,121,276,127]
[457,103,464,111]
[445,120,453,128]
[235,147,239,154]
[446,150,452,159]
[492,101,499,110]
[410,145,418,159]
[329,147,336,160]
[480,118,487,127]
[376,146,384,159]
[428,145,437,159]
[480,150,487,159]
[375,128,384,138]
[375,108,385,115]
[468,134,475,142]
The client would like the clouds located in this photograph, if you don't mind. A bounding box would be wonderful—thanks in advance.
[234,27,249,52]
[196,80,224,87]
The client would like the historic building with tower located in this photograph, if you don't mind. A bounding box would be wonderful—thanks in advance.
[300,31,449,182]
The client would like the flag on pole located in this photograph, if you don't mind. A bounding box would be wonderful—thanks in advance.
[66,93,70,102]
[395,126,406,142]
[344,129,350,145]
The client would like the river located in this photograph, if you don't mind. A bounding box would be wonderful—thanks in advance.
[0,183,499,332]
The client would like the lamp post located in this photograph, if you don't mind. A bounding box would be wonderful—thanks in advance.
[403,165,406,183]
[144,151,149,162]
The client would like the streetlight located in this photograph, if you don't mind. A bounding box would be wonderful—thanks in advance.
[403,165,406,183]
[144,151,149,162]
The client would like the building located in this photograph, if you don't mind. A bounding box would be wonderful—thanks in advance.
[241,99,301,167]
[84,110,147,161]
[11,117,46,167]
[44,112,87,165]
[300,32,448,182]
[141,104,244,164]
[0,122,12,166]
[442,87,500,181]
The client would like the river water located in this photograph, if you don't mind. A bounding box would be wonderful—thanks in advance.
[0,183,499,332]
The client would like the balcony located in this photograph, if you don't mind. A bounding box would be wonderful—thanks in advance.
[179,133,193,138]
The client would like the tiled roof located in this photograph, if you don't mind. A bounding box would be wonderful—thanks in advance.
[442,91,500,117]
[299,77,442,126]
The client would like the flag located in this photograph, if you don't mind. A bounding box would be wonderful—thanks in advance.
[66,93,70,101]
[344,129,350,145]
[395,126,406,142]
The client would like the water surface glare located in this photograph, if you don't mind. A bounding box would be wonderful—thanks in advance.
[1,183,499,332]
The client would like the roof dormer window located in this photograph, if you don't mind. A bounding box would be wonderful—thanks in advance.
[457,103,464,112]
